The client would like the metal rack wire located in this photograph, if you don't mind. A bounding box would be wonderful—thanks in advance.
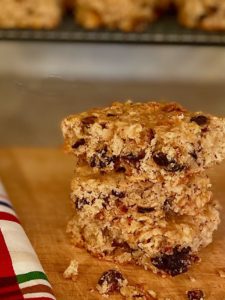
[0,16,224,45]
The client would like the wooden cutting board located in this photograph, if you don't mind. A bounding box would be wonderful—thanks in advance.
[0,148,224,300]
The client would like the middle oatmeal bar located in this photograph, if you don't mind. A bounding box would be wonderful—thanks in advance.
[70,165,212,216]
[62,101,225,182]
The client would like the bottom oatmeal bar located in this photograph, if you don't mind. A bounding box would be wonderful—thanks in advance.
[67,200,220,276]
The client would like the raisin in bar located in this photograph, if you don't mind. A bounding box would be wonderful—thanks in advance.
[70,165,212,216]
[62,101,225,181]
[73,0,160,32]
[67,200,220,275]
[0,0,62,29]
[175,0,225,31]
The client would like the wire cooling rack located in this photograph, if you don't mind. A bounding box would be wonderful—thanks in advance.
[0,16,224,45]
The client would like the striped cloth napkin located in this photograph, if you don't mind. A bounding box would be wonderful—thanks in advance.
[0,181,56,300]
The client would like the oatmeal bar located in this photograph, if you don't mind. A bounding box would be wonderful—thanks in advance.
[0,0,62,29]
[62,101,225,181]
[74,0,159,32]
[70,166,212,216]
[176,0,225,31]
[67,200,220,276]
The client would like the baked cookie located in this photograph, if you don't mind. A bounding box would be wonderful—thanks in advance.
[0,0,63,29]
[67,200,220,275]
[176,0,225,31]
[70,165,212,216]
[62,101,225,182]
[74,0,159,31]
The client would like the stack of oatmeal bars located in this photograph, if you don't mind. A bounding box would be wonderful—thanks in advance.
[62,101,225,276]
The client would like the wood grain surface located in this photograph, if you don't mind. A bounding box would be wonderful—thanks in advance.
[0,148,224,300]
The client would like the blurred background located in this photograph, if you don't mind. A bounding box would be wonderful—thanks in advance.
[0,28,225,146]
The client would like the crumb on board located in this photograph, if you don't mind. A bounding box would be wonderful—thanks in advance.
[218,269,225,278]
[96,269,127,295]
[63,259,79,280]
[96,269,155,299]
[188,275,196,282]
[147,290,157,298]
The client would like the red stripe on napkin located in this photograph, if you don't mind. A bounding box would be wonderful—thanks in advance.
[0,229,24,299]
[0,212,20,224]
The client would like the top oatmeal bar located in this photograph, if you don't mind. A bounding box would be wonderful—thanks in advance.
[62,101,225,180]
